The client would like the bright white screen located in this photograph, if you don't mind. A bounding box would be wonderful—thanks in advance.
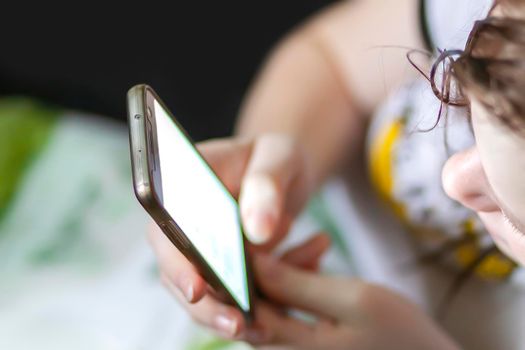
[154,100,249,311]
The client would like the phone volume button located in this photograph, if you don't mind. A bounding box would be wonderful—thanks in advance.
[164,221,190,249]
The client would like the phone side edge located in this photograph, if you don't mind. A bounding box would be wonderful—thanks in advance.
[127,85,155,208]
[128,85,255,321]
[144,87,255,320]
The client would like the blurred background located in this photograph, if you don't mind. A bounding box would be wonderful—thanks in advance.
[1,1,336,140]
[0,2,342,350]
[3,3,522,350]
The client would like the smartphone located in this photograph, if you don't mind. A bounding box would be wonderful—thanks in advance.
[127,84,254,320]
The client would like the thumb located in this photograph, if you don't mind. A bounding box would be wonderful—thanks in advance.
[239,134,305,245]
[196,138,253,197]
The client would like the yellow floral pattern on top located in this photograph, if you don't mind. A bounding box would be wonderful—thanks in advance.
[367,81,516,280]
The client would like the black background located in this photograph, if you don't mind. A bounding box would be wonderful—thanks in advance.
[1,2,336,141]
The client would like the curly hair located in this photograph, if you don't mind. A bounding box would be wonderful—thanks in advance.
[410,0,525,316]
[436,0,525,132]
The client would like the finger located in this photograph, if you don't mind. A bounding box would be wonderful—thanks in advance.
[239,134,308,245]
[148,222,207,303]
[197,138,253,198]
[250,301,313,347]
[161,273,246,338]
[248,301,347,349]
[280,232,331,271]
[254,254,366,320]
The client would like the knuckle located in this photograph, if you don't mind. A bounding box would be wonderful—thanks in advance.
[353,282,397,317]
[257,133,297,154]
[343,279,369,308]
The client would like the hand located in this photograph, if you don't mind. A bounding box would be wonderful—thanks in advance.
[150,229,329,339]
[248,255,460,350]
[199,135,314,246]
[147,134,316,337]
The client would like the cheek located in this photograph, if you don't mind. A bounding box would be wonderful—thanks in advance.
[478,212,525,267]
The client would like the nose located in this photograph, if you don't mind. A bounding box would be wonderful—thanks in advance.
[442,147,498,213]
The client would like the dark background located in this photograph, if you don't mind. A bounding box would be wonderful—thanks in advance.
[1,2,336,141]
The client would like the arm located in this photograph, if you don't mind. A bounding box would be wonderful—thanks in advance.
[149,0,430,339]
[237,0,427,186]
[249,253,460,350]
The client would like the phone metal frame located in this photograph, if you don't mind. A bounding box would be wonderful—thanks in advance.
[127,84,254,321]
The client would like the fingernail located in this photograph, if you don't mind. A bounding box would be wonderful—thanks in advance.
[214,314,238,337]
[178,275,194,302]
[244,209,276,244]
[240,176,279,244]
[184,284,194,302]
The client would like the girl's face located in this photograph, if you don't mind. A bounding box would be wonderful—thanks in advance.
[442,98,525,266]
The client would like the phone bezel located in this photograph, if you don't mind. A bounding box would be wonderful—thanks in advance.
[127,84,255,321]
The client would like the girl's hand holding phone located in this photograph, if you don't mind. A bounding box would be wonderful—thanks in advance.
[197,134,314,247]
[147,134,457,349]
[148,134,315,338]
[247,255,461,350]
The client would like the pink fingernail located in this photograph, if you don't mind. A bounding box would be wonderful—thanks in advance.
[184,284,194,302]
[244,209,276,244]
[240,175,279,244]
[214,314,237,337]
[178,275,194,302]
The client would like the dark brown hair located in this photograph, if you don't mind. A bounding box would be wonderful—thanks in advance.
[440,0,525,131]
[411,0,525,315]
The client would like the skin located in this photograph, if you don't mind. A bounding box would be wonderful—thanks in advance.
[443,98,525,266]
[249,254,459,350]
[442,4,525,268]
[149,0,427,340]
[148,0,523,348]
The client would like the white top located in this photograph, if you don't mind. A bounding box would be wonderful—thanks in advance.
[425,0,493,50]
[351,1,525,349]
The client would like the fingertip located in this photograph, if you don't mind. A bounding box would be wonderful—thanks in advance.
[240,175,280,245]
[243,209,276,245]
[187,275,207,303]
[169,271,206,304]
[215,307,246,339]
[232,311,246,337]
[307,232,332,262]
[316,232,332,250]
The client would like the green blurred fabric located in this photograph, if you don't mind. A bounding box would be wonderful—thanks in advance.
[0,99,353,350]
[0,98,59,219]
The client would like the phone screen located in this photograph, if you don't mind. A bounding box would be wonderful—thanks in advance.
[153,99,250,311]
